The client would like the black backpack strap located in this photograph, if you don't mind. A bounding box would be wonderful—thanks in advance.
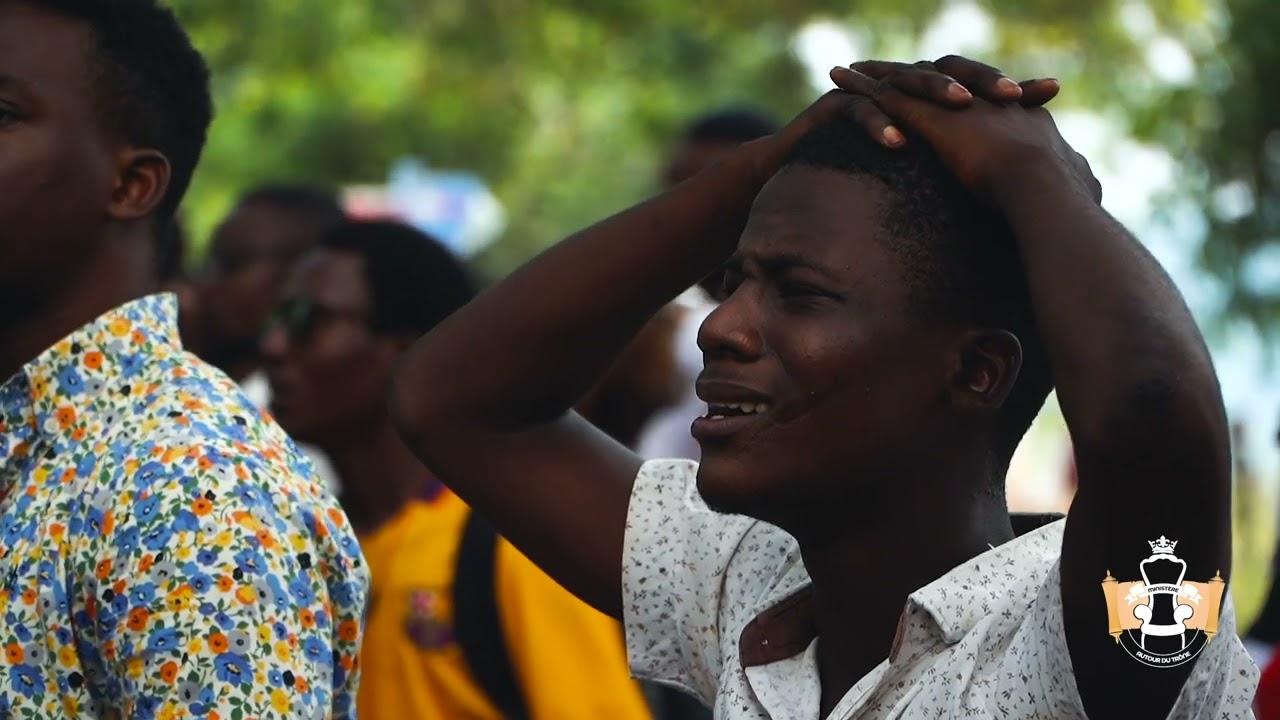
[454,510,530,719]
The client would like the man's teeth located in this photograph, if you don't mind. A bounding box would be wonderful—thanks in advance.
[708,402,769,418]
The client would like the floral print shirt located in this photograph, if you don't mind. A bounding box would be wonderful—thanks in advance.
[0,295,369,719]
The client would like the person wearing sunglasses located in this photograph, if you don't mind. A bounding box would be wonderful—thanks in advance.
[261,220,653,720]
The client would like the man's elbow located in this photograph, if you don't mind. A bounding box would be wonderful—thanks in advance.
[1078,366,1230,482]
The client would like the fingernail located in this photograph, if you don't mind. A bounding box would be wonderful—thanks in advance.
[883,126,906,147]
[997,77,1021,92]
[830,66,854,77]
[947,82,972,100]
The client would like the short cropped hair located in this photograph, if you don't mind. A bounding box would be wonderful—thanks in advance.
[36,0,214,228]
[318,221,477,337]
[682,107,781,145]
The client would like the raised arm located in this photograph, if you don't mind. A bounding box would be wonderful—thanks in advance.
[836,59,1231,716]
[390,68,1055,619]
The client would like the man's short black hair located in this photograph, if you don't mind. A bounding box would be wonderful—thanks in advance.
[782,116,1052,461]
[36,0,214,228]
[318,221,477,337]
[236,184,347,229]
[683,107,781,145]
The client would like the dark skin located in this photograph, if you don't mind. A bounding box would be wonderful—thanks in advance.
[199,203,330,381]
[665,137,750,298]
[0,3,171,382]
[836,60,1229,716]
[393,55,1227,718]
[261,249,422,537]
[576,135,748,445]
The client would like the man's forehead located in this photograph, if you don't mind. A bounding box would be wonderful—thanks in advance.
[738,168,885,268]
[0,4,94,91]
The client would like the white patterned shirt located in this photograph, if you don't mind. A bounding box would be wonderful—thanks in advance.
[622,460,1258,719]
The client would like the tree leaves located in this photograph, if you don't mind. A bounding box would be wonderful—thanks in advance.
[173,0,1275,332]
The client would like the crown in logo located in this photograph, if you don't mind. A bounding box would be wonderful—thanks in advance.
[1149,536,1178,555]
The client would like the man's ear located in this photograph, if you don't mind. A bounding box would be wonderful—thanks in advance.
[947,329,1022,412]
[107,149,171,223]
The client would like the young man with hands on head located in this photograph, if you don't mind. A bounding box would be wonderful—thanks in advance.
[392,54,1256,718]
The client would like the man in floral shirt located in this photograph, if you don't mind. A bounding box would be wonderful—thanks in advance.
[0,1,368,718]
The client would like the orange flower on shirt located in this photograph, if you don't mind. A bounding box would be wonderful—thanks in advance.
[55,406,76,429]
[127,608,150,632]
[209,633,229,654]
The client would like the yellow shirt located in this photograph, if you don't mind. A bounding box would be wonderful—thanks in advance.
[357,492,652,720]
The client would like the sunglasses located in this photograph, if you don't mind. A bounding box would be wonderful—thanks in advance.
[264,298,367,345]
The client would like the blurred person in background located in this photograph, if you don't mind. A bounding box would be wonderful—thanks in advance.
[634,108,782,465]
[391,54,1256,719]
[0,1,366,717]
[262,220,652,720]
[198,183,345,492]
[199,183,346,390]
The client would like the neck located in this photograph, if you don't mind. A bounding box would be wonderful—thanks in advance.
[0,230,155,381]
[323,419,426,536]
[794,455,1014,716]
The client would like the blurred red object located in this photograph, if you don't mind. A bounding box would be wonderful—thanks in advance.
[1256,650,1280,718]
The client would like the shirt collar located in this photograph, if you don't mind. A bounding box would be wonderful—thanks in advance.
[0,293,183,448]
[738,512,1066,668]
[905,516,1064,645]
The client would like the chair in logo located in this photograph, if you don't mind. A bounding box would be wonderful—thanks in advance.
[1132,536,1195,650]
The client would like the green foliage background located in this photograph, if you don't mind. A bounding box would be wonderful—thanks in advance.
[173,0,1275,325]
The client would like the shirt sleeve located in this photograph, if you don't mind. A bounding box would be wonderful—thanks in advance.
[621,459,788,707]
[1013,561,1261,719]
[495,540,653,720]
[75,449,369,720]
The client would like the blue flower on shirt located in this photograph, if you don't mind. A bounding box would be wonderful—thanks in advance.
[141,523,174,551]
[119,353,144,378]
[56,366,84,396]
[147,627,180,654]
[214,653,251,684]
[8,665,40,699]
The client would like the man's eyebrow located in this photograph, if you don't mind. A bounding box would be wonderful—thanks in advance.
[731,249,844,283]
[0,73,35,98]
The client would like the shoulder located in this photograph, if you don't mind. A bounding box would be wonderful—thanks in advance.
[75,361,364,589]
[624,457,802,624]
[104,354,321,491]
